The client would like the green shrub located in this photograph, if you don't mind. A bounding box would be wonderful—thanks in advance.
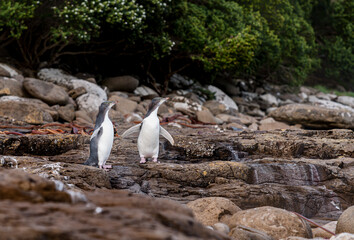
[317,0,353,84]
[0,1,38,39]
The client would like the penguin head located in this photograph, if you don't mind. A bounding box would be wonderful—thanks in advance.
[145,97,169,118]
[149,97,168,109]
[99,101,116,112]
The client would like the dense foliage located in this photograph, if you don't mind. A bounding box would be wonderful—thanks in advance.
[0,0,352,91]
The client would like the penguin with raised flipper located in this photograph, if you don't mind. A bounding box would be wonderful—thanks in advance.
[84,101,115,169]
[121,97,174,163]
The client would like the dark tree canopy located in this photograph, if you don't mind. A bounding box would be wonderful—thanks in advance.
[0,0,353,92]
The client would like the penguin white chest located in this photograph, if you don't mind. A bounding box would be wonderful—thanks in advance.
[138,115,160,158]
[97,115,114,165]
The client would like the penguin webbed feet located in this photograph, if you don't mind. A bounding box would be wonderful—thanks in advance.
[140,157,146,164]
[99,164,112,171]
[139,157,160,164]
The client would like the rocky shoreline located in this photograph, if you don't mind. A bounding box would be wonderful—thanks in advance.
[0,62,353,239]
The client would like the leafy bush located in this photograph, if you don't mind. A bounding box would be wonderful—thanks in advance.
[0,0,352,90]
[236,0,319,84]
[0,1,38,42]
[316,0,353,84]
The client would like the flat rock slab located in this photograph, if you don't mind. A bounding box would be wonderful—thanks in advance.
[269,104,354,129]
[0,134,88,156]
[1,127,353,222]
[0,174,230,240]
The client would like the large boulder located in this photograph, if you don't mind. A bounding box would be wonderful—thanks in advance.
[204,100,229,115]
[0,96,54,124]
[0,77,28,97]
[101,75,139,92]
[53,104,75,122]
[186,197,241,226]
[71,79,107,113]
[269,104,354,129]
[336,205,354,234]
[223,206,313,239]
[260,93,278,107]
[134,85,159,98]
[76,94,104,114]
[70,79,106,101]
[197,107,218,124]
[37,68,75,88]
[109,95,137,115]
[208,85,239,111]
[23,78,69,105]
[309,96,354,112]
[337,96,354,108]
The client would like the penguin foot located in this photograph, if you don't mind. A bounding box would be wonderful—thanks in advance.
[152,157,159,163]
[103,165,112,169]
[140,157,146,164]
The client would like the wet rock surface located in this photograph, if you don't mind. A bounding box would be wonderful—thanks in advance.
[0,186,229,240]
[2,127,353,220]
[1,64,354,239]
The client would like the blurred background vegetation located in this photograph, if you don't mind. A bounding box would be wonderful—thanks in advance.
[0,0,352,92]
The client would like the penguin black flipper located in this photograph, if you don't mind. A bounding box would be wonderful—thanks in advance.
[83,127,103,166]
[121,123,142,138]
[160,126,174,145]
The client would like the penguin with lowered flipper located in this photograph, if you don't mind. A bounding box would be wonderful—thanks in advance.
[121,97,174,163]
[84,101,116,169]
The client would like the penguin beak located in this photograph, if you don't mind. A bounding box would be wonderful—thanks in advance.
[109,101,116,108]
[160,97,169,105]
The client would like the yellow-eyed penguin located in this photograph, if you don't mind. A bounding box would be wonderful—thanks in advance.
[121,97,174,163]
[84,101,115,169]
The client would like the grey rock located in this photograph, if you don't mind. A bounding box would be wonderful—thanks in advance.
[269,104,354,129]
[0,96,53,124]
[68,87,87,100]
[337,96,354,108]
[108,95,137,115]
[203,100,229,115]
[0,77,28,97]
[56,104,75,122]
[197,108,217,124]
[170,74,194,89]
[309,97,354,112]
[71,79,107,101]
[208,85,238,111]
[168,96,202,117]
[260,93,278,106]
[102,76,139,92]
[37,68,74,88]
[76,93,104,113]
[134,85,159,98]
[24,78,69,105]
[316,92,332,101]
